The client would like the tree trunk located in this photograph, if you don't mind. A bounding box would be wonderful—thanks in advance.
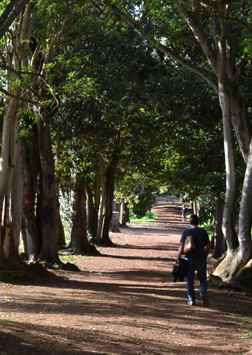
[213,195,225,259]
[120,200,129,226]
[230,94,251,163]
[21,127,40,262]
[10,134,23,250]
[237,139,252,263]
[36,112,61,264]
[0,101,24,269]
[55,138,65,246]
[69,179,88,253]
[97,162,105,244]
[219,90,238,252]
[101,153,119,245]
[109,212,120,232]
[94,162,101,225]
[86,183,97,239]
[0,98,18,218]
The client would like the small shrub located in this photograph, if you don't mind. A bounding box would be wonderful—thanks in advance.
[130,210,158,222]
[132,191,156,218]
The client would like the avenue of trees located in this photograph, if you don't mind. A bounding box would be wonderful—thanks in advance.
[0,0,251,289]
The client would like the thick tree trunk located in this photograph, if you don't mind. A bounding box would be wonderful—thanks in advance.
[0,102,24,269]
[237,139,252,263]
[0,98,18,218]
[219,91,238,252]
[230,94,251,164]
[21,128,40,262]
[69,179,88,253]
[120,200,129,226]
[36,112,61,264]
[10,136,23,251]
[101,153,119,245]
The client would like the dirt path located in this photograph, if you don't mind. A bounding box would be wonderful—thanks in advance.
[0,200,252,355]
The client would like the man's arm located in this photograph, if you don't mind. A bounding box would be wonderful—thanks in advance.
[177,242,184,261]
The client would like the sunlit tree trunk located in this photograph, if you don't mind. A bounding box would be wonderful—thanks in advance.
[0,99,18,217]
[237,140,252,264]
[219,91,238,252]
[0,100,24,269]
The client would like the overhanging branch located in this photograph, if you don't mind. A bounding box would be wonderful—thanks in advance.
[109,4,218,92]
[0,87,39,105]
[0,0,31,41]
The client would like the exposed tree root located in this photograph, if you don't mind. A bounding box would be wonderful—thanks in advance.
[212,248,244,282]
[211,247,252,290]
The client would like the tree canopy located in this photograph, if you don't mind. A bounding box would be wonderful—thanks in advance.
[0,0,251,287]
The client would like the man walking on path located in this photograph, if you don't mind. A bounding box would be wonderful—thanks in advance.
[177,214,211,307]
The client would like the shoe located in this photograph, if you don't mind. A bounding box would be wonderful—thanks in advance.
[187,300,196,306]
[202,294,209,307]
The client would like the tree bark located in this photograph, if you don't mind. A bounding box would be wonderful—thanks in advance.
[0,101,24,269]
[21,126,40,262]
[219,90,238,252]
[69,179,88,253]
[36,111,61,264]
[101,153,119,245]
[0,98,18,218]
[86,183,97,239]
[55,138,65,246]
[230,94,251,163]
[97,162,105,244]
[120,200,129,226]
[237,139,252,264]
[213,195,225,259]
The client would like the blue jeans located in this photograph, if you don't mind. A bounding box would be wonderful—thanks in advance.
[187,260,207,301]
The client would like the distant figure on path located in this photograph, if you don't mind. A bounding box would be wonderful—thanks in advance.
[176,214,211,307]
[181,205,187,222]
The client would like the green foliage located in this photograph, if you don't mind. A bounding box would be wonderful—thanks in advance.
[129,210,158,222]
[198,194,216,225]
[132,190,157,218]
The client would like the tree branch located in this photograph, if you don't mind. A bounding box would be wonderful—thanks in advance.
[42,11,71,76]
[0,0,31,41]
[176,2,218,76]
[0,87,39,105]
[109,4,218,92]
[228,17,252,37]
[0,0,19,28]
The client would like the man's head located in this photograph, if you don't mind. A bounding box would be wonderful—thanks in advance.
[190,214,199,226]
